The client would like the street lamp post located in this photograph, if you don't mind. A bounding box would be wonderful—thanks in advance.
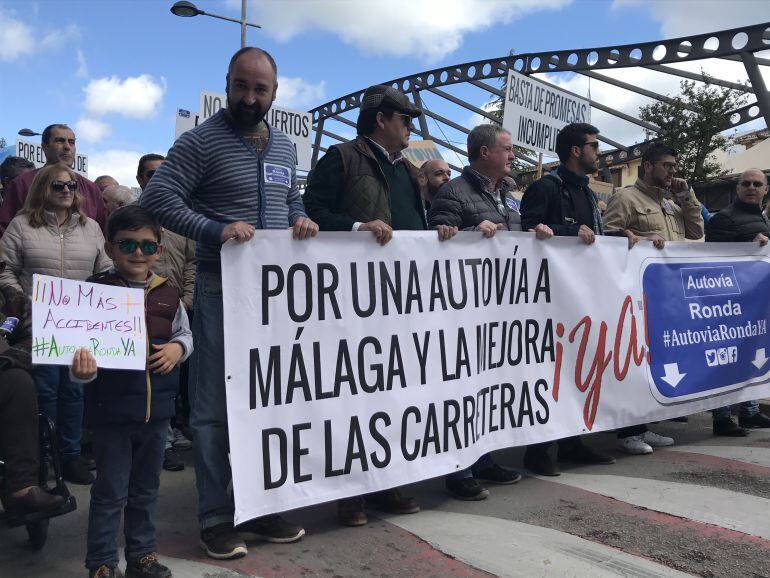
[18,129,41,137]
[170,1,261,48]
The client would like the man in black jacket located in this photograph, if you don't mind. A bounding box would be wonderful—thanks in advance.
[427,124,552,500]
[519,123,620,476]
[706,168,770,436]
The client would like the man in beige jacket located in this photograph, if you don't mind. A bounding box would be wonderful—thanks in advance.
[603,142,704,455]
[137,153,196,470]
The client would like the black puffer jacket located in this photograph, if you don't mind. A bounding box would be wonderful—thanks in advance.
[705,200,770,242]
[427,167,521,231]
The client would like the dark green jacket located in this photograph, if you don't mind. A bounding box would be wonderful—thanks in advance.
[303,136,426,230]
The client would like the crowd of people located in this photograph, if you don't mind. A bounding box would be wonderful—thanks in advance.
[1,45,770,578]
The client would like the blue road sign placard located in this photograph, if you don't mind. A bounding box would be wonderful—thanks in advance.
[642,257,770,404]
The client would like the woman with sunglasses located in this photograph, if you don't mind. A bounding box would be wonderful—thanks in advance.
[0,163,112,486]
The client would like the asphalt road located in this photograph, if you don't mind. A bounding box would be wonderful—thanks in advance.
[2,411,769,578]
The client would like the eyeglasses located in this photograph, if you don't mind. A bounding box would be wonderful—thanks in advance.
[392,112,413,127]
[112,239,160,255]
[740,180,765,188]
[144,170,156,180]
[655,161,678,172]
[582,141,599,150]
[51,180,78,192]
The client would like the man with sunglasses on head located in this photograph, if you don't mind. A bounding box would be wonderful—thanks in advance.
[602,142,703,455]
[704,169,770,436]
[0,124,107,235]
[520,122,620,476]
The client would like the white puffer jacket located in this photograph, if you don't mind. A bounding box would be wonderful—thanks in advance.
[0,211,113,294]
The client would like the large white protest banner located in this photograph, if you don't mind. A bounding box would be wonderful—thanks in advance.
[197,91,313,171]
[502,69,590,156]
[15,139,89,177]
[31,274,147,370]
[222,232,770,523]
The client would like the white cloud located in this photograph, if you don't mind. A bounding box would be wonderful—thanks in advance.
[76,49,88,79]
[612,0,770,39]
[83,75,166,119]
[75,117,111,143]
[0,10,79,62]
[87,149,143,187]
[228,0,571,62]
[276,76,326,108]
[0,10,36,61]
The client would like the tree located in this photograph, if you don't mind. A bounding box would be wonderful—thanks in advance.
[638,80,748,183]
[0,137,6,149]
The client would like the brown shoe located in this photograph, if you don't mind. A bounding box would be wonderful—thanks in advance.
[3,486,65,517]
[367,488,420,515]
[337,496,367,526]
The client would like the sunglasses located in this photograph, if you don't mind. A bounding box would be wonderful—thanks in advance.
[112,239,160,255]
[740,180,765,188]
[51,180,78,192]
[582,141,599,150]
[393,112,413,127]
[144,170,156,180]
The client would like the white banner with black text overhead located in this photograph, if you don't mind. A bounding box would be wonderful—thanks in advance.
[221,231,770,523]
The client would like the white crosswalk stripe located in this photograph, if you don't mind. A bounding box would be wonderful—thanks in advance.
[537,472,770,539]
[387,511,693,578]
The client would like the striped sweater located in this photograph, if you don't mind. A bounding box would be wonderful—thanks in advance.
[140,109,306,264]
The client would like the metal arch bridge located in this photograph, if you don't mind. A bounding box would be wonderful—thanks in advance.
[307,21,770,180]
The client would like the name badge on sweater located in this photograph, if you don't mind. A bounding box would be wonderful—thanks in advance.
[264,163,291,187]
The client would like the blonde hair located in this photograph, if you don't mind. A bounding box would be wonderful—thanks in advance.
[21,164,86,228]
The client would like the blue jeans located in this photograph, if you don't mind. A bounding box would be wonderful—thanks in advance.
[33,365,83,459]
[446,453,495,481]
[190,271,234,529]
[86,419,167,569]
[712,401,759,421]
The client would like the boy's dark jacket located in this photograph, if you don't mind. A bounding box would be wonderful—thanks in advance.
[85,271,181,425]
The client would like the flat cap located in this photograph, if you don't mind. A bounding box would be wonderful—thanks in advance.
[360,85,422,117]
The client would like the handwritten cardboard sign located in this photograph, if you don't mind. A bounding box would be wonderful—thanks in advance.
[31,274,147,370]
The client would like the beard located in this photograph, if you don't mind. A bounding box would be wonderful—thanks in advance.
[228,97,269,130]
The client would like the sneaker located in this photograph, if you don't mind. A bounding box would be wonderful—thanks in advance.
[200,523,247,560]
[641,430,674,447]
[367,488,420,514]
[523,449,560,476]
[172,428,192,451]
[617,435,653,455]
[125,552,171,578]
[237,514,305,543]
[89,566,122,578]
[337,496,367,526]
[445,477,489,501]
[713,418,748,437]
[162,448,184,472]
[558,444,616,465]
[62,456,95,485]
[739,413,770,428]
[471,462,522,485]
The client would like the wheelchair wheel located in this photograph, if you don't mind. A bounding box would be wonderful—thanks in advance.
[26,518,49,550]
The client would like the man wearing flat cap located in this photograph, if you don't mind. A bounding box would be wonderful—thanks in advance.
[304,84,438,244]
[305,85,449,527]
